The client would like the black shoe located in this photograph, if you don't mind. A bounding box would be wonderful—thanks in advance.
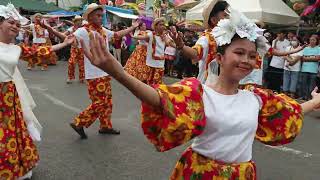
[70,123,87,139]
[99,128,120,135]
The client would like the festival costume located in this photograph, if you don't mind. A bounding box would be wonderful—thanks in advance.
[0,41,50,179]
[44,37,58,65]
[124,30,150,82]
[67,26,85,82]
[192,29,218,84]
[72,24,115,131]
[144,31,166,85]
[141,78,303,179]
[28,22,59,70]
[139,9,303,179]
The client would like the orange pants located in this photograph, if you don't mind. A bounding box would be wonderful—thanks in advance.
[74,76,113,129]
[68,47,85,81]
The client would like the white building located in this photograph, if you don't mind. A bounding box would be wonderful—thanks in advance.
[46,0,82,10]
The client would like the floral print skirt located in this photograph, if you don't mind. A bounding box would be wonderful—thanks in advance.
[170,147,256,180]
[124,45,149,82]
[124,45,164,85]
[0,82,39,180]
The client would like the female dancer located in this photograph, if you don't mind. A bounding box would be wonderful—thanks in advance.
[0,4,73,179]
[129,18,175,85]
[124,22,150,82]
[81,9,320,179]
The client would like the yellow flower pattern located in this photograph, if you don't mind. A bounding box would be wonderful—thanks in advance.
[0,81,39,179]
[141,79,303,179]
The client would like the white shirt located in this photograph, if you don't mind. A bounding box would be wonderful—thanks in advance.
[164,46,176,56]
[0,42,20,82]
[239,69,263,85]
[0,42,42,141]
[16,31,24,41]
[146,31,165,68]
[270,39,290,69]
[284,46,302,72]
[195,35,210,84]
[30,24,48,44]
[67,27,75,33]
[192,86,261,163]
[74,27,114,80]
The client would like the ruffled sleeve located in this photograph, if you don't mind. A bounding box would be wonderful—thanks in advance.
[192,44,204,60]
[19,43,33,60]
[250,87,304,146]
[19,44,52,60]
[141,78,206,152]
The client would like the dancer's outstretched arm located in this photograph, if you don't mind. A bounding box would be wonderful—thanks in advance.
[171,31,199,61]
[80,33,161,108]
[132,34,149,41]
[51,35,74,52]
[301,87,320,113]
[116,21,140,38]
[42,21,67,41]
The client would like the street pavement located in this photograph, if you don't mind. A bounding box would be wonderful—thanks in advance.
[18,61,320,180]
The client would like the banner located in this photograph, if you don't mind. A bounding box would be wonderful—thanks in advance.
[145,0,154,17]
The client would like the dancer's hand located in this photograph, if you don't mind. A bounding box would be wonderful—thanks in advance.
[311,87,320,110]
[132,19,140,29]
[64,35,75,45]
[170,31,184,50]
[41,20,50,29]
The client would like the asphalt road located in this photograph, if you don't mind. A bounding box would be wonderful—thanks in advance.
[19,61,320,180]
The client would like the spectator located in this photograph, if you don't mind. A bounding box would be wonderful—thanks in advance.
[164,25,177,76]
[112,24,125,64]
[175,29,198,78]
[268,31,291,92]
[282,36,303,98]
[300,35,320,100]
[287,31,295,42]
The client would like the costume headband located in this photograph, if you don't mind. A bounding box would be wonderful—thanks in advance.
[211,8,269,56]
[0,3,29,25]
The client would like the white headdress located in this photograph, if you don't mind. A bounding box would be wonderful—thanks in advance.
[0,3,29,25]
[211,8,269,56]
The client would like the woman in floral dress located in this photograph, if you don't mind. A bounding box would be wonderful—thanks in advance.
[0,4,73,179]
[81,9,320,180]
[124,22,150,82]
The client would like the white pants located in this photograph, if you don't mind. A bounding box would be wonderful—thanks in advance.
[113,48,122,64]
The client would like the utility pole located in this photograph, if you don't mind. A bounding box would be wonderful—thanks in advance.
[55,0,59,7]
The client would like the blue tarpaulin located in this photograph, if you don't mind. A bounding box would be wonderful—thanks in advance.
[48,10,82,16]
[105,6,134,14]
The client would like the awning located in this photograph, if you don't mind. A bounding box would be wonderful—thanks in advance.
[47,10,82,17]
[186,0,300,25]
[105,6,138,19]
[0,0,62,12]
[107,10,138,19]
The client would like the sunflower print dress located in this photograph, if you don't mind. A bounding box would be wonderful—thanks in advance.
[141,78,303,180]
[0,43,51,179]
[124,31,149,82]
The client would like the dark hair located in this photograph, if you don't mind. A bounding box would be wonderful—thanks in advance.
[310,34,319,44]
[278,30,286,34]
[217,35,257,55]
[293,36,302,43]
[0,16,5,23]
[208,1,228,26]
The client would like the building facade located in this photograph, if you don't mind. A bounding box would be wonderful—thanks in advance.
[46,0,82,10]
